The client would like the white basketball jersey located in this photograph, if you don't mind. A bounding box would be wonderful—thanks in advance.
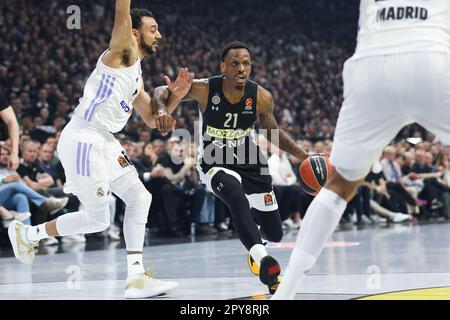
[354,0,450,58]
[74,50,143,133]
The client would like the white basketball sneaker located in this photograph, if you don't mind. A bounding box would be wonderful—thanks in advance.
[392,213,412,223]
[124,269,178,299]
[8,221,38,264]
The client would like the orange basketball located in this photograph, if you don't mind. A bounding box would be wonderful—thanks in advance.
[299,155,333,196]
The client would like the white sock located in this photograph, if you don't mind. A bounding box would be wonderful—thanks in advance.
[249,244,268,267]
[272,249,315,300]
[26,223,50,243]
[272,188,347,300]
[127,254,145,278]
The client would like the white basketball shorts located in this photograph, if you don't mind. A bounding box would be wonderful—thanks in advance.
[331,51,450,180]
[57,116,137,202]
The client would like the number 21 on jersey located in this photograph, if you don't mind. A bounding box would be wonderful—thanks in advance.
[224,113,238,128]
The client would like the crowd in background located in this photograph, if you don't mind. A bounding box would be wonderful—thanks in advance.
[0,0,449,248]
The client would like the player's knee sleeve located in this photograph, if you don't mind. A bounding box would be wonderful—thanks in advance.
[121,183,152,224]
[83,206,110,232]
[56,202,110,236]
[70,184,111,233]
[111,172,152,224]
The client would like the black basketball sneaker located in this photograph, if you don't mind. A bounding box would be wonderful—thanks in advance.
[259,255,281,294]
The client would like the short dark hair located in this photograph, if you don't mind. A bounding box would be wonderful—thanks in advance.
[130,8,154,29]
[221,41,252,62]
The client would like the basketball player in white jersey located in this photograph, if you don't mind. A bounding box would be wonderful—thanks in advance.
[273,0,450,299]
[8,1,193,299]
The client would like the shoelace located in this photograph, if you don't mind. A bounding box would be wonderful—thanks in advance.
[19,224,38,254]
[26,242,38,255]
[143,268,156,279]
[143,268,169,286]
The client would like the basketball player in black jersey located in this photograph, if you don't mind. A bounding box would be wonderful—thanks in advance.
[154,41,309,294]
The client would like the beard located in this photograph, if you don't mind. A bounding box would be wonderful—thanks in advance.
[140,36,157,56]
[140,42,156,56]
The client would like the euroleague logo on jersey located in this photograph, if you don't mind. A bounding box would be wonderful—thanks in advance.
[118,150,133,168]
[120,100,132,114]
[243,97,253,114]
[264,193,273,206]
[245,98,253,110]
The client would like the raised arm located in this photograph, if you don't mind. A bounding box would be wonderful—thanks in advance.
[257,86,308,163]
[102,0,136,68]
[110,0,132,53]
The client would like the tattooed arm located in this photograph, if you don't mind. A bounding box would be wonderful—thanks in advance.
[257,86,308,163]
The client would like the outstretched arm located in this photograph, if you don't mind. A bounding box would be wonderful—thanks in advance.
[153,77,209,115]
[257,86,308,163]
[134,88,175,134]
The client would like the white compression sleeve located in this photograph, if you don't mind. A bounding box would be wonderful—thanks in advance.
[272,188,347,299]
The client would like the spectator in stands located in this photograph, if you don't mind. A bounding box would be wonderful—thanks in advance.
[0,145,68,228]
[364,162,411,223]
[38,143,62,187]
[133,140,181,237]
[381,146,419,215]
[157,141,197,236]
[401,151,416,176]
[17,140,53,192]
[0,206,31,228]
[0,91,20,169]
[268,145,301,229]
[413,150,449,218]
[177,142,214,235]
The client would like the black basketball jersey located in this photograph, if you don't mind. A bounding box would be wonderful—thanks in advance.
[198,75,268,173]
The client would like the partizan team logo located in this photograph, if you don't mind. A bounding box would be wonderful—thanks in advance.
[212,94,221,105]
